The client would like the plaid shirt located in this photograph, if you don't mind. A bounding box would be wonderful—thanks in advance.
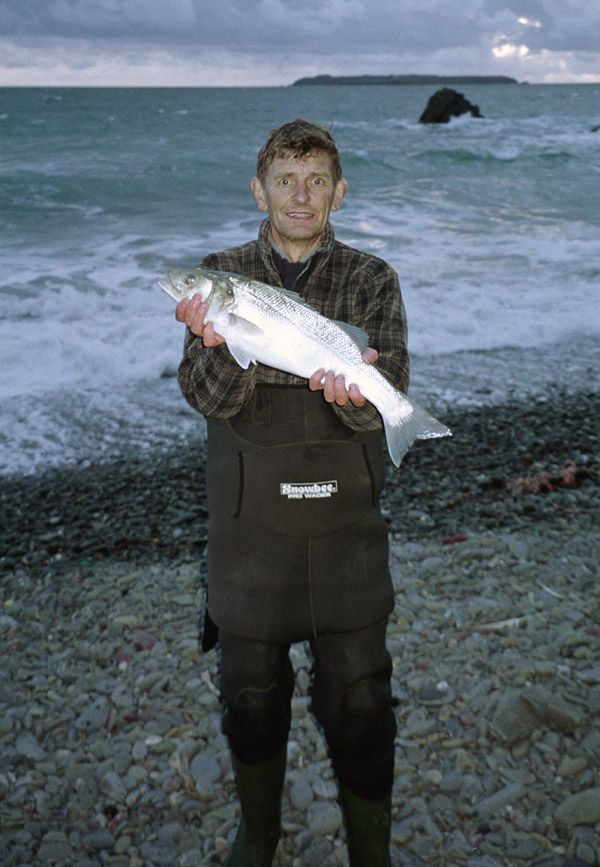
[177,219,410,432]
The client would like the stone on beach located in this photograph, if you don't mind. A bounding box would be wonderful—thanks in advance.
[555,788,600,826]
[492,686,584,742]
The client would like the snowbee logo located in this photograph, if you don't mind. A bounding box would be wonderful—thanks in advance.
[280,480,339,500]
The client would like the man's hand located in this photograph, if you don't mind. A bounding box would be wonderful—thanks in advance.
[309,347,379,407]
[175,294,226,347]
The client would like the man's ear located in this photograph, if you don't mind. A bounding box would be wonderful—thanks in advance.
[250,177,268,212]
[331,177,348,212]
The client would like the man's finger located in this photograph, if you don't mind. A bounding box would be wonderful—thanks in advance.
[309,368,326,391]
[362,347,378,365]
[175,298,190,322]
[202,321,225,347]
[322,370,337,402]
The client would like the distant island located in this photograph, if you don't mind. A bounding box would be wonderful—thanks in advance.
[292,74,518,86]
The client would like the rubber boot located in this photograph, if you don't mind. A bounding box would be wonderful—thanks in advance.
[339,783,392,867]
[223,748,286,866]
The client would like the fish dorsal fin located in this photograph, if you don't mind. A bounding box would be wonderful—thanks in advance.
[333,320,371,354]
[272,285,316,309]
[270,286,371,351]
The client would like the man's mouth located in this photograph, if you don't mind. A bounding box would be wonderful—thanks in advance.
[287,212,313,219]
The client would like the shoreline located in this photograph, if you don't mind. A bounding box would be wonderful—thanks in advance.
[1,387,598,578]
[2,333,599,480]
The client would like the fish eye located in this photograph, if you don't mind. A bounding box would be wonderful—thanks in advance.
[184,274,196,286]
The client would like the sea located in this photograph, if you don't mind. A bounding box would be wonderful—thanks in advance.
[1,84,599,476]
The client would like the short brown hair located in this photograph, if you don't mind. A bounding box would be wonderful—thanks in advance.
[256,118,343,184]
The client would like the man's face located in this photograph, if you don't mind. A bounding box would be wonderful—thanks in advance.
[251,151,347,261]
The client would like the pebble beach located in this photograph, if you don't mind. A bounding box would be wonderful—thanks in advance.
[1,387,599,867]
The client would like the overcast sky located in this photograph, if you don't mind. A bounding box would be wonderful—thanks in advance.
[1,0,599,86]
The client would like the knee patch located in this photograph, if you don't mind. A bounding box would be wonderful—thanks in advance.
[334,678,393,750]
[224,680,292,763]
[328,681,396,799]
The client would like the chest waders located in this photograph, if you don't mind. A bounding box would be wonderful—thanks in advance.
[212,385,395,866]
[204,384,394,645]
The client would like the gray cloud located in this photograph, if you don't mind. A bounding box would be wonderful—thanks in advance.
[482,0,600,52]
[1,0,594,52]
[0,0,599,83]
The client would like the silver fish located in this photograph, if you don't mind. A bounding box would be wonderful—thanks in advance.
[158,268,451,466]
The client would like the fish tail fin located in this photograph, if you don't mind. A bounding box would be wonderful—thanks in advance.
[383,398,451,467]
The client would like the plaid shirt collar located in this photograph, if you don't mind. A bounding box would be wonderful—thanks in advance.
[256,218,336,273]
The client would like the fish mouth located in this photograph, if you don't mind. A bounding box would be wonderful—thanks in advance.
[157,274,183,302]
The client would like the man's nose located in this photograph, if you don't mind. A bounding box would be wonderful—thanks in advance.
[292,181,310,202]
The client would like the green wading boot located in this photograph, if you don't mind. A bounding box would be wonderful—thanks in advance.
[223,748,287,867]
[339,784,392,867]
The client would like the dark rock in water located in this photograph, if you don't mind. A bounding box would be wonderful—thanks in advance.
[419,88,483,124]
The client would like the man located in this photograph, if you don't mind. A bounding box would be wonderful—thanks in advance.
[176,119,409,866]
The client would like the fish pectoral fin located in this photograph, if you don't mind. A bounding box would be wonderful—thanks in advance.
[223,314,264,369]
[334,320,371,354]
[226,312,263,336]
[226,341,257,369]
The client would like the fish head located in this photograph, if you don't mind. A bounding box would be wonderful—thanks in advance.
[157,269,236,313]
[157,269,215,304]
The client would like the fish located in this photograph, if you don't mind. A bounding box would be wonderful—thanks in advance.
[158,268,451,466]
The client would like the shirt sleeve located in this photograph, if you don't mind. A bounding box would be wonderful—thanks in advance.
[332,259,410,431]
[177,330,258,417]
[176,254,259,418]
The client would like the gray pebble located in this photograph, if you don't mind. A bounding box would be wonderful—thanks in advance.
[473,783,525,820]
[307,801,342,836]
[33,789,52,820]
[290,779,314,811]
[302,837,334,866]
[16,733,45,761]
[82,828,115,850]
[131,739,148,761]
[178,848,204,866]
[75,697,108,731]
[555,787,600,826]
[189,751,222,785]
[194,778,217,801]
[100,770,127,804]
[37,841,73,861]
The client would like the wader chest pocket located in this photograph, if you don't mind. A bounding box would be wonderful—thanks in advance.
[234,440,378,537]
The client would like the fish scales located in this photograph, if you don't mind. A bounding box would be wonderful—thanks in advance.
[158,268,451,466]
